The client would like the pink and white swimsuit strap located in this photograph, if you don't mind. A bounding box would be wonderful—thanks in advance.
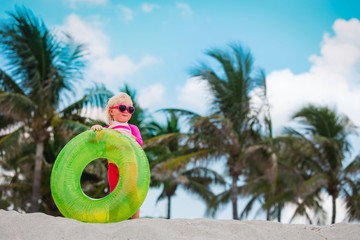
[104,121,143,146]
[105,121,131,134]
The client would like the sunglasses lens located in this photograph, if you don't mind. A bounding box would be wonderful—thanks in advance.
[118,105,126,112]
[128,107,135,114]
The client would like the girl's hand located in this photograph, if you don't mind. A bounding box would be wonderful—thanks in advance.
[91,125,103,131]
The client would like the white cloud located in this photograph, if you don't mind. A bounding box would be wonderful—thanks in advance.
[59,14,161,85]
[117,5,134,22]
[61,14,109,57]
[176,2,192,18]
[177,77,211,115]
[138,84,166,108]
[266,18,360,135]
[91,55,160,83]
[142,3,160,13]
[66,0,107,9]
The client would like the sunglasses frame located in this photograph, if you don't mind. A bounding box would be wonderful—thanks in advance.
[111,104,136,114]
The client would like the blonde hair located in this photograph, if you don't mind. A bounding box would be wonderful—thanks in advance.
[106,92,133,123]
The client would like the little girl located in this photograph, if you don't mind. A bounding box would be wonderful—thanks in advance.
[91,92,143,219]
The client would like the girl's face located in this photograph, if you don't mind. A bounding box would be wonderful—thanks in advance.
[109,98,133,123]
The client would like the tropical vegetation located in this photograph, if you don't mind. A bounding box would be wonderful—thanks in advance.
[0,6,112,213]
[188,43,266,219]
[144,109,226,219]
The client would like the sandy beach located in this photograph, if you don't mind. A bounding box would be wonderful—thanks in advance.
[1,210,359,240]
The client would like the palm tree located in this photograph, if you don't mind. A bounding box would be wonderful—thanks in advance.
[238,87,315,223]
[291,104,360,224]
[144,109,225,219]
[237,71,283,221]
[0,6,112,212]
[240,134,328,224]
[239,89,329,224]
[243,104,358,224]
[190,43,265,219]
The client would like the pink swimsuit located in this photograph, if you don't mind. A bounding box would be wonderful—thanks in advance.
[105,122,143,192]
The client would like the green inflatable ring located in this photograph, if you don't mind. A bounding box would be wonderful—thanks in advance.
[50,129,150,223]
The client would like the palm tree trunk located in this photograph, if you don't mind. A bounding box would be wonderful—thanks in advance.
[331,195,336,224]
[31,141,44,212]
[266,209,270,221]
[231,175,238,220]
[167,195,171,219]
[265,195,270,220]
[277,203,281,222]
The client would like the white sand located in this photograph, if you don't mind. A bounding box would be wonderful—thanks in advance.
[1,210,359,240]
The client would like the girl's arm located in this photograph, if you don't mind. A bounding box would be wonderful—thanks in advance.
[129,124,143,146]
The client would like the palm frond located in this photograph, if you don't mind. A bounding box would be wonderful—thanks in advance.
[344,155,360,174]
[156,149,214,172]
[0,126,24,158]
[262,191,294,210]
[0,113,16,130]
[61,119,91,133]
[1,6,52,99]
[0,70,24,94]
[205,188,232,217]
[290,193,327,225]
[0,92,35,121]
[144,132,185,148]
[158,108,200,118]
[299,174,328,198]
[181,179,214,202]
[60,83,113,117]
[155,190,167,204]
[343,180,360,221]
[183,166,227,186]
[239,194,260,219]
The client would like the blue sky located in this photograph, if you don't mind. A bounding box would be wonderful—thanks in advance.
[1,0,360,222]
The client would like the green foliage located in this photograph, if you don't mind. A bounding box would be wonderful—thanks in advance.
[288,104,360,223]
[0,5,112,212]
[144,109,225,219]
[189,42,266,219]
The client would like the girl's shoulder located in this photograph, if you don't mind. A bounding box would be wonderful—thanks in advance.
[128,124,140,131]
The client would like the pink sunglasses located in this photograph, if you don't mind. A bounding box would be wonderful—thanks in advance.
[111,104,135,114]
